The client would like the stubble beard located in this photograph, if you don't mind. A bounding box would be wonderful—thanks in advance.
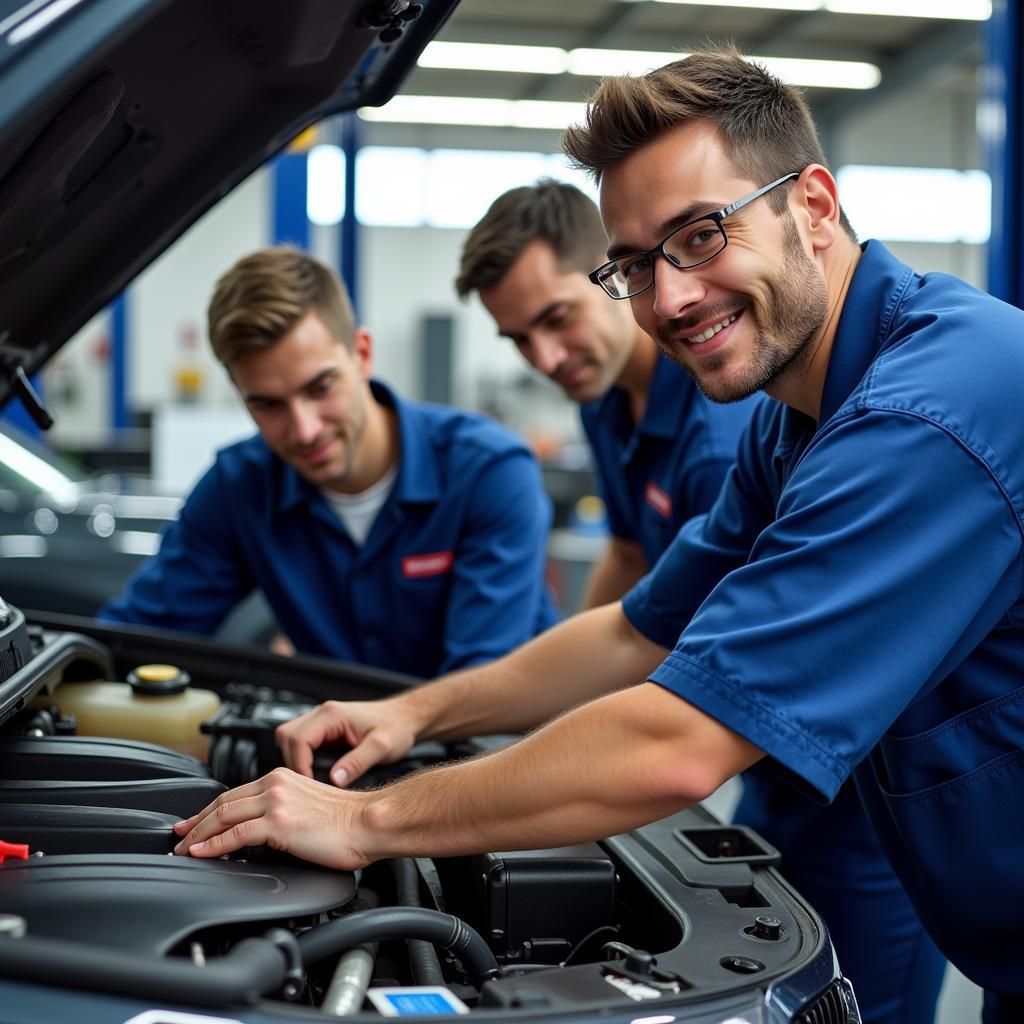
[295,391,369,492]
[659,215,829,405]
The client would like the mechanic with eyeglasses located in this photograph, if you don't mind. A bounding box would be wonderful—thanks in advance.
[101,247,558,677]
[175,49,1024,1024]
[454,180,942,1024]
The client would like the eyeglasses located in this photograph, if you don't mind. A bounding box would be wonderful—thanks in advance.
[589,172,800,300]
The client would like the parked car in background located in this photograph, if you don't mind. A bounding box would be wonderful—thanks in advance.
[0,421,179,616]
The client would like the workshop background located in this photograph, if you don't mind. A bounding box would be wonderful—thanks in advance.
[4,4,1016,1017]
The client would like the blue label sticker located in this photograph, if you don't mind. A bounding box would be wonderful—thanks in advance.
[367,986,470,1016]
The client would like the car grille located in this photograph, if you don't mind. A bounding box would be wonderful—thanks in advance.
[797,980,851,1024]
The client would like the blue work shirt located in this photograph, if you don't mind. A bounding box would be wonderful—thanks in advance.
[624,241,1024,998]
[586,338,942,1022]
[580,354,757,566]
[102,382,559,677]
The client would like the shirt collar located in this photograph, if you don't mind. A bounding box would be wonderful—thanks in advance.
[588,353,692,446]
[817,239,915,427]
[276,379,440,515]
[376,380,442,504]
[642,354,695,438]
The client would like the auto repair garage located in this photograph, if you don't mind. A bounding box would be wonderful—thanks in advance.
[0,2,1021,1023]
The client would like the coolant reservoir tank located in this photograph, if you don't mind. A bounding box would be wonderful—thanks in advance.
[52,664,220,761]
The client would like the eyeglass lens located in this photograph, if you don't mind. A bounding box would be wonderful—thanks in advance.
[603,218,727,298]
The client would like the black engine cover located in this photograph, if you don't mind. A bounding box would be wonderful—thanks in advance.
[0,854,358,954]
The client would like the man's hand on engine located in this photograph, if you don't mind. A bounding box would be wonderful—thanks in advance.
[275,699,418,787]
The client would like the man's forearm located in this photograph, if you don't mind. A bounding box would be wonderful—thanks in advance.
[362,682,764,861]
[395,603,669,744]
[173,682,765,870]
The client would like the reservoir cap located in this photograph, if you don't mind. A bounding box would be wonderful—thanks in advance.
[127,663,191,696]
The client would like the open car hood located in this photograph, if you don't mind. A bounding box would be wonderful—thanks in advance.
[0,0,457,411]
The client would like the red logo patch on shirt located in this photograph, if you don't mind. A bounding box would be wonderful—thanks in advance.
[402,550,454,579]
[644,481,673,519]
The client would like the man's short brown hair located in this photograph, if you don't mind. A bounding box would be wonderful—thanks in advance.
[563,46,855,236]
[208,247,356,366]
[456,179,608,299]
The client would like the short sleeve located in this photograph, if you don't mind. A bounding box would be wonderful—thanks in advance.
[647,410,1023,801]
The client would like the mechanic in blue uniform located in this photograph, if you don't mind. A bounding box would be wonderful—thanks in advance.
[175,53,1024,1024]
[102,247,558,677]
[456,181,942,1024]
[457,179,752,606]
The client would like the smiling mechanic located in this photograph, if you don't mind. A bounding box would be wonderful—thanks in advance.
[102,247,558,675]
[174,51,1024,1023]
[456,181,941,1024]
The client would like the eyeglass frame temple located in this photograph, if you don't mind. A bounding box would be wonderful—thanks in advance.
[719,171,800,219]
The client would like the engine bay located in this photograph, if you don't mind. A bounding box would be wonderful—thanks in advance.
[0,604,858,1022]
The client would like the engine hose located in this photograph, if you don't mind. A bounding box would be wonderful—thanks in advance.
[390,858,446,986]
[322,946,376,1016]
[322,889,380,1016]
[296,906,499,985]
[0,930,287,1007]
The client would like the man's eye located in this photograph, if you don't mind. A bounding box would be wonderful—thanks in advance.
[691,228,719,246]
[620,255,651,280]
[309,378,335,398]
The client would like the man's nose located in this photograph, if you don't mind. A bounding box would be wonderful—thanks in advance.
[288,400,321,445]
[651,256,707,321]
[528,334,567,376]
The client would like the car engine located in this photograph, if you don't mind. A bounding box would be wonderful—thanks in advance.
[0,602,859,1023]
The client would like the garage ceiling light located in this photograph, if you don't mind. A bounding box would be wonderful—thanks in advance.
[359,95,587,130]
[569,50,880,88]
[418,42,881,90]
[418,41,568,74]
[628,0,991,17]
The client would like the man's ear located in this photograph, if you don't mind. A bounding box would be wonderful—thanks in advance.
[795,164,842,255]
[352,327,373,379]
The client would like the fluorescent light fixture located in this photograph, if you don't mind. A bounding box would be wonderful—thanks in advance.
[837,165,991,243]
[419,41,567,75]
[756,55,880,89]
[824,0,990,17]
[412,41,880,90]
[623,0,817,7]
[306,144,347,226]
[629,0,990,16]
[0,431,77,505]
[359,96,586,130]
[568,49,880,89]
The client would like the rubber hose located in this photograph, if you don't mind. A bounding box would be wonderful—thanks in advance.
[0,931,286,1007]
[391,858,446,986]
[296,906,499,985]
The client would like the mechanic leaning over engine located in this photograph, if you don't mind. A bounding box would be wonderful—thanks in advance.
[454,180,944,1024]
[175,48,1024,1024]
[101,247,559,676]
